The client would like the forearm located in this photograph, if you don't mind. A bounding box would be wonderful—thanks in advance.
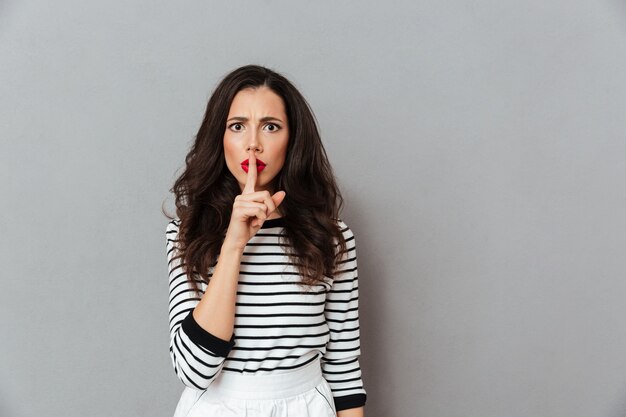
[192,241,242,341]
[338,406,364,417]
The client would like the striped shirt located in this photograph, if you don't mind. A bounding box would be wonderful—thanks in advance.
[166,216,366,411]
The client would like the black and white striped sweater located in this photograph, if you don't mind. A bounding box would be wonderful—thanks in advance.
[166,217,366,411]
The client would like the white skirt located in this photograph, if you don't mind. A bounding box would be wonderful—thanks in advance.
[172,358,337,417]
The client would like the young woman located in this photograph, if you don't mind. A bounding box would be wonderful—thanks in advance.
[164,65,366,417]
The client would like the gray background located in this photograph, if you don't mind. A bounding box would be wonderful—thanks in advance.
[2,1,626,416]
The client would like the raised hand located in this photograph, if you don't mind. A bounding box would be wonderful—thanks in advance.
[223,149,287,251]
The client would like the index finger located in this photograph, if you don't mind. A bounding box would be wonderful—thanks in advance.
[242,149,257,195]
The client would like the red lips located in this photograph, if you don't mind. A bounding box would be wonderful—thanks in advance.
[241,158,266,173]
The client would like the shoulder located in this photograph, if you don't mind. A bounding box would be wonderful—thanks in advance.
[166,218,181,232]
[335,218,356,241]
[165,218,181,245]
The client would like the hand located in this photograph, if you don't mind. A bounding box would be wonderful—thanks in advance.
[223,149,286,251]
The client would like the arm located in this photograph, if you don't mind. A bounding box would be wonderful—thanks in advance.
[321,220,367,413]
[166,150,286,389]
[338,408,364,417]
[166,220,239,389]
[191,239,243,342]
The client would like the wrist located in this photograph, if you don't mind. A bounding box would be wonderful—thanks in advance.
[220,239,245,256]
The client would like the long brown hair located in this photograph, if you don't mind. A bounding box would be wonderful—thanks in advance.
[163,64,347,296]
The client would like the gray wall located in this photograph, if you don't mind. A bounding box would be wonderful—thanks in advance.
[2,1,626,416]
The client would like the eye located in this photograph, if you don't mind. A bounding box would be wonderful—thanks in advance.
[264,123,280,132]
[229,123,244,132]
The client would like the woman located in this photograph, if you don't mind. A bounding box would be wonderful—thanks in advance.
[164,65,366,417]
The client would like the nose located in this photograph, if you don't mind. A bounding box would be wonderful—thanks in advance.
[246,144,261,152]
[246,133,262,153]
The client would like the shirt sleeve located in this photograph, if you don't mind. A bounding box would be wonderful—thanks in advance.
[166,219,235,390]
[321,220,367,411]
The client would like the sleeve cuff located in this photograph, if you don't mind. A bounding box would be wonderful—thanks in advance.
[181,310,235,357]
[334,393,367,411]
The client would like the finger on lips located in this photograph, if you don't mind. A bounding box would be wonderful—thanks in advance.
[243,149,257,195]
[242,150,266,227]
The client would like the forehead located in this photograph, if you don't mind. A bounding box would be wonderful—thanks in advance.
[228,86,287,116]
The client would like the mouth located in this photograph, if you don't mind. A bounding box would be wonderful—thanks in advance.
[241,158,266,173]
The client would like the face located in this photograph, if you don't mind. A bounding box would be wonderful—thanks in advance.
[223,86,289,194]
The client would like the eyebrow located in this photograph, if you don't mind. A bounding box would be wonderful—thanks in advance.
[226,116,285,123]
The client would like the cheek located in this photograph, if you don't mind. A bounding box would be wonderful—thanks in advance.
[278,142,289,166]
[223,138,237,164]
[222,144,240,177]
[273,135,289,163]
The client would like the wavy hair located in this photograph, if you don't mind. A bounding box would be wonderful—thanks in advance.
[163,65,347,296]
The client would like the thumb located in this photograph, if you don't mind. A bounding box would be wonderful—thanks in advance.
[272,191,286,209]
